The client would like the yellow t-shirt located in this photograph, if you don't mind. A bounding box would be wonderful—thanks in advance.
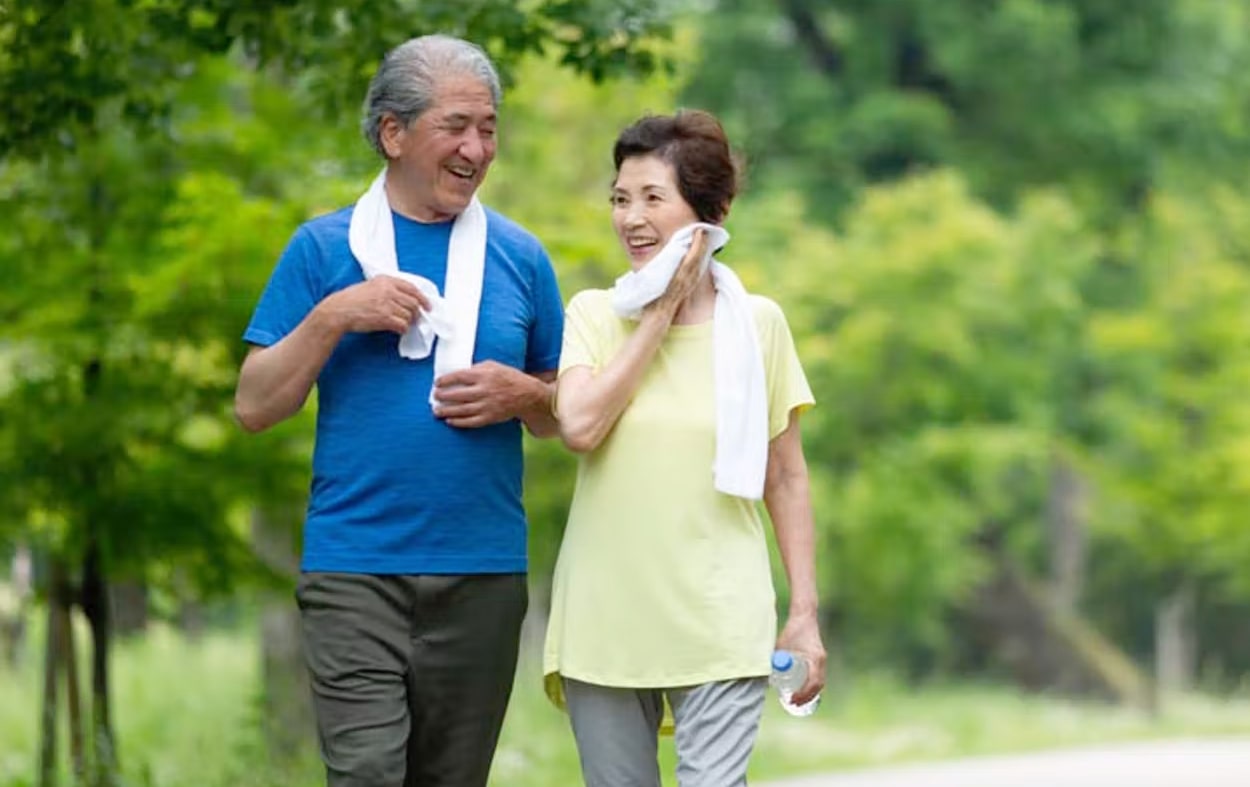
[543,288,815,707]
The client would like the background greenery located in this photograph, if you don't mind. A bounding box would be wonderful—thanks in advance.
[3,1,1250,785]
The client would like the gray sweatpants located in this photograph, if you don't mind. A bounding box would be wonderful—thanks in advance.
[563,677,768,787]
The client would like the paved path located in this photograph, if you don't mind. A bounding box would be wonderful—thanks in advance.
[758,739,1250,787]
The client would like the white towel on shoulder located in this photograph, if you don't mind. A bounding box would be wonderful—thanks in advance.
[348,168,487,406]
[609,223,769,500]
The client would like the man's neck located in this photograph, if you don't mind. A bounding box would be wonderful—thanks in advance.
[384,168,456,224]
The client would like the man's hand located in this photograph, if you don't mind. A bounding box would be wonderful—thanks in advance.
[776,611,827,706]
[321,276,431,335]
[433,361,545,429]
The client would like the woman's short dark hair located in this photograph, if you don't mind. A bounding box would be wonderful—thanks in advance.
[612,109,739,223]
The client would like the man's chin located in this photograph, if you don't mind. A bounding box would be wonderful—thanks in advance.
[440,189,476,212]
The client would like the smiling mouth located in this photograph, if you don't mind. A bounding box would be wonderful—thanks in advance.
[446,164,477,182]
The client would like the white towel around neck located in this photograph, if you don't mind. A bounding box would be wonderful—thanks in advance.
[348,168,487,406]
[609,223,769,500]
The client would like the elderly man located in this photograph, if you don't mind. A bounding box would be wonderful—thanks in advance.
[234,35,563,787]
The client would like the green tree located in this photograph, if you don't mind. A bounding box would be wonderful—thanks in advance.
[682,0,1250,687]
[1,0,674,157]
[744,173,1100,667]
[683,0,1250,217]
[1085,186,1250,689]
[0,4,675,781]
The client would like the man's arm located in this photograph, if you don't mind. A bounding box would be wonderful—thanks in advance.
[234,276,429,432]
[432,365,558,437]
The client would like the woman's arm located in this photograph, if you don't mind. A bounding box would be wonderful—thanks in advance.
[556,230,708,453]
[765,410,827,705]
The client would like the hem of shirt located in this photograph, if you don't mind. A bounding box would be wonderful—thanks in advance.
[526,358,561,374]
[243,328,280,347]
[300,554,527,575]
[544,661,771,691]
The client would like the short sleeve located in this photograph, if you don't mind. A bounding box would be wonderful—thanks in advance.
[525,244,565,373]
[753,296,815,438]
[559,290,611,375]
[243,225,323,347]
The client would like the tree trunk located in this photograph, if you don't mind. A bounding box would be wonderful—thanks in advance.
[1045,452,1088,615]
[1,545,33,668]
[55,595,86,782]
[80,540,117,787]
[252,507,312,758]
[777,0,844,78]
[1155,581,1197,695]
[110,580,148,638]
[962,540,1148,708]
[175,572,206,640]
[520,580,548,659]
[39,567,64,787]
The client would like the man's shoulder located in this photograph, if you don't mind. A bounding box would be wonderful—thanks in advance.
[483,207,546,258]
[296,205,354,245]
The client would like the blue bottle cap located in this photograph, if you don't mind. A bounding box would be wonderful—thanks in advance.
[771,650,794,671]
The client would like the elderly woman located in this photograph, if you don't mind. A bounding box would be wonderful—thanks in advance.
[543,109,826,787]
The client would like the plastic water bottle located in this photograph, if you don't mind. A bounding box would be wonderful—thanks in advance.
[770,649,820,717]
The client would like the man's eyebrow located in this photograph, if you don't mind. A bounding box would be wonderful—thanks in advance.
[442,111,497,123]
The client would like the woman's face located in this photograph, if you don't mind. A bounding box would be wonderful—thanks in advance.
[611,154,700,270]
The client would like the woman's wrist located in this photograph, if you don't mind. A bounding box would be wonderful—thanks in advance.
[787,596,820,620]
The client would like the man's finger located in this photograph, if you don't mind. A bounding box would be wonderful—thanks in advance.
[385,278,433,311]
[434,401,484,419]
[434,368,482,389]
[432,388,480,406]
[444,414,496,429]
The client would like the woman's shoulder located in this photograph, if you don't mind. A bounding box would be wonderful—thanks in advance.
[567,288,615,315]
[746,292,788,325]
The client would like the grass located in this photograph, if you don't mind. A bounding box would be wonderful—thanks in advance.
[3,620,1250,786]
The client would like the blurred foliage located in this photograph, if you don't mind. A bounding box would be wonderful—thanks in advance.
[682,0,1250,219]
[2,0,1250,725]
[0,0,675,158]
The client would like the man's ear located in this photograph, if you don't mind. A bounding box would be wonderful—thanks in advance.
[379,114,405,159]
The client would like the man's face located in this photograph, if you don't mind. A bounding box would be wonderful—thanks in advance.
[383,74,497,222]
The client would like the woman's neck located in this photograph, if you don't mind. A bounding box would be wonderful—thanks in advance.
[672,274,716,325]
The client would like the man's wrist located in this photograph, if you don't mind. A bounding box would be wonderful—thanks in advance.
[531,376,556,419]
[310,295,349,338]
[515,371,554,419]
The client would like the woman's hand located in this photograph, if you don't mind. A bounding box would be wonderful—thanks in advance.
[646,228,709,319]
[776,611,827,706]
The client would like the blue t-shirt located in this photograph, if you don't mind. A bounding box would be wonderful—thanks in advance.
[244,205,564,574]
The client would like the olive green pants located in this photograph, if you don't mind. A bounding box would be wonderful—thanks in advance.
[297,572,527,787]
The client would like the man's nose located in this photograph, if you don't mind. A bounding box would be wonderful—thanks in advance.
[459,128,489,163]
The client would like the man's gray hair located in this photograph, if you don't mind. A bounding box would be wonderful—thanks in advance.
[361,35,502,158]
